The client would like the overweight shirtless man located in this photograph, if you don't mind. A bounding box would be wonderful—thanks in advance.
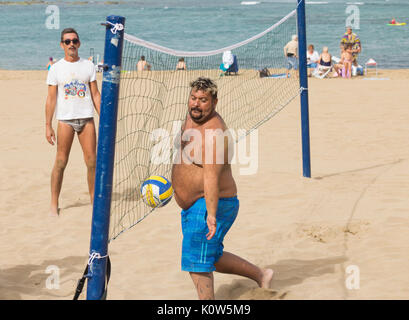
[171,77,273,300]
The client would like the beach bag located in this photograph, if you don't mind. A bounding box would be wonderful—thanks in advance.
[259,68,271,78]
[259,68,270,78]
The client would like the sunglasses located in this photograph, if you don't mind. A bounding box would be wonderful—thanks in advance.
[62,38,79,45]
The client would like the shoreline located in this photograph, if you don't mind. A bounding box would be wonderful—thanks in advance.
[1,68,409,80]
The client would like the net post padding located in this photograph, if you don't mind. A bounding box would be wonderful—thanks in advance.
[86,15,125,300]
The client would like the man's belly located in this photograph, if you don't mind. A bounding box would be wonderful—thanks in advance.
[171,163,204,210]
[171,163,237,210]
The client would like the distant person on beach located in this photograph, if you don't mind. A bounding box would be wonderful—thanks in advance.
[340,43,353,79]
[306,44,319,76]
[318,46,332,68]
[136,55,151,71]
[171,77,273,300]
[340,26,361,66]
[284,34,298,78]
[176,57,187,70]
[46,57,55,71]
[45,28,101,216]
[332,46,344,77]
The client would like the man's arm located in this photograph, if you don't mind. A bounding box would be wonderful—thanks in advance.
[355,40,361,54]
[89,80,101,116]
[45,85,57,145]
[202,128,227,240]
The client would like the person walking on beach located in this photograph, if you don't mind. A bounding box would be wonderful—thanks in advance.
[176,57,187,70]
[46,57,55,71]
[284,35,298,78]
[340,26,361,66]
[136,55,151,71]
[171,77,273,300]
[45,28,101,216]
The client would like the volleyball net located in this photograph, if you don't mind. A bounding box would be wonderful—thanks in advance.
[109,8,300,241]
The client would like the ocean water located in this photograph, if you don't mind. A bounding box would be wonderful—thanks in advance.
[0,0,408,70]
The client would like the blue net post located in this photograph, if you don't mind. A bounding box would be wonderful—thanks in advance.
[296,0,311,178]
[86,15,125,300]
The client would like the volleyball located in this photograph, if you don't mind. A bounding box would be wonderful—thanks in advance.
[140,175,173,208]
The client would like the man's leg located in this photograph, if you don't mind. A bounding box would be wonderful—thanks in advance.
[214,251,273,289]
[77,119,97,204]
[50,121,75,216]
[189,272,215,300]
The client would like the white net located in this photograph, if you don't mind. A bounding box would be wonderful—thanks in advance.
[109,9,300,240]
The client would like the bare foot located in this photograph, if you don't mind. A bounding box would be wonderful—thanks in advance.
[259,268,274,289]
[50,206,60,217]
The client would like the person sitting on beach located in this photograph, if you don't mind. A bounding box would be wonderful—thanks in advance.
[136,55,151,71]
[318,46,332,68]
[332,46,344,78]
[306,44,319,76]
[283,35,298,78]
[176,57,187,70]
[46,57,55,71]
[340,43,353,79]
[219,50,235,76]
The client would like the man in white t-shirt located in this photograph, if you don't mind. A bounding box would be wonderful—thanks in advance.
[45,28,101,216]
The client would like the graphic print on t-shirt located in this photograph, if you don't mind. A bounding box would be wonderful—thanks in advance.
[64,79,87,99]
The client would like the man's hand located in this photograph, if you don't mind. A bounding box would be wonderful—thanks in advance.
[206,215,217,240]
[46,125,56,145]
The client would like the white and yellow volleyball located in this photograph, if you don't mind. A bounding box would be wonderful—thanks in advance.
[140,175,173,208]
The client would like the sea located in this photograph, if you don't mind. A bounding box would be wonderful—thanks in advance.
[0,0,408,70]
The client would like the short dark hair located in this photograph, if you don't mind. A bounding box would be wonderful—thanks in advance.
[141,55,145,61]
[61,28,79,42]
[190,77,218,100]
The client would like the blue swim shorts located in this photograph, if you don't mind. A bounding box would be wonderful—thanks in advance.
[287,56,299,70]
[181,196,239,273]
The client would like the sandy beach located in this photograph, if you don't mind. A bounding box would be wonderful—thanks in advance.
[1,68,409,300]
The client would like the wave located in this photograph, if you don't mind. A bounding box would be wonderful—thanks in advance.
[241,1,260,5]
[306,1,329,4]
[346,2,365,5]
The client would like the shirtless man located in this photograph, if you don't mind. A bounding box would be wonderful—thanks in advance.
[171,77,273,300]
[136,55,151,71]
[45,28,101,216]
[283,35,298,78]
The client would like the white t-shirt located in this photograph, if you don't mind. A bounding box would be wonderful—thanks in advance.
[307,50,320,63]
[47,58,96,120]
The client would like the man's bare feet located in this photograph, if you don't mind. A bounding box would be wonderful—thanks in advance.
[259,268,274,289]
[50,206,60,217]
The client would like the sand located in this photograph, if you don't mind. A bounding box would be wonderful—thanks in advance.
[0,68,409,300]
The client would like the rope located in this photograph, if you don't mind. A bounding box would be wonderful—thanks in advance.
[88,252,108,268]
[106,21,124,35]
[300,86,308,94]
[73,252,110,300]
